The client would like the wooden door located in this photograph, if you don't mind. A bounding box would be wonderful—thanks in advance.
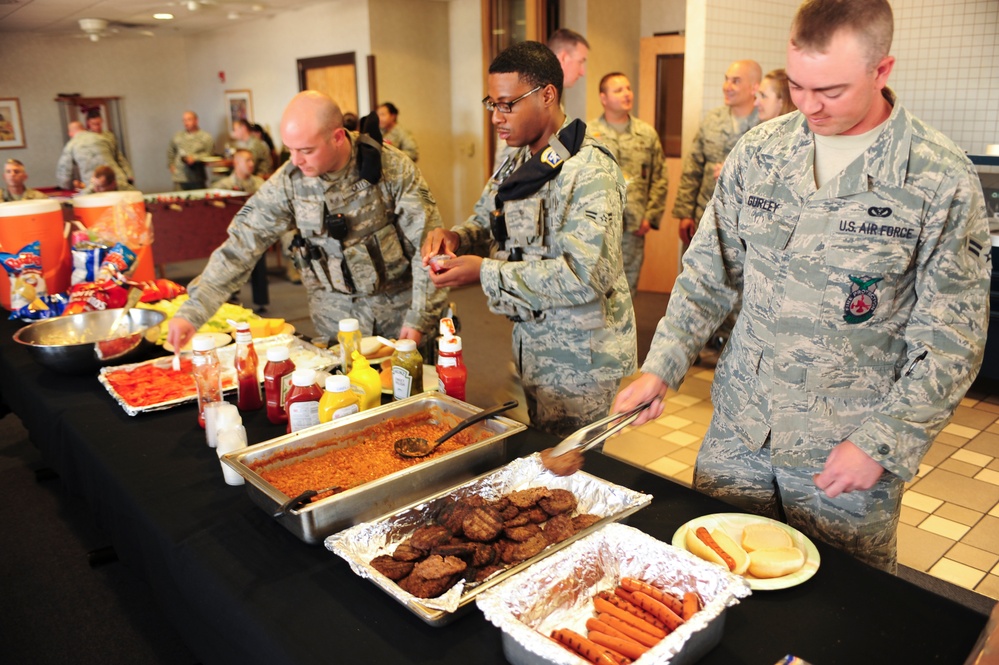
[637,35,685,294]
[298,53,359,115]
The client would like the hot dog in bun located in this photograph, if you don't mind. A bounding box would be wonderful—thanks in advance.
[685,526,750,575]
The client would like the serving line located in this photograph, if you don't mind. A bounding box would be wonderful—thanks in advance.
[0,317,988,665]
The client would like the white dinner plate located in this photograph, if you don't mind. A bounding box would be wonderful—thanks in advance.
[163,332,233,354]
[671,513,820,590]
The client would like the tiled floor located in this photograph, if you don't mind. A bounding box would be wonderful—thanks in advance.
[604,366,999,601]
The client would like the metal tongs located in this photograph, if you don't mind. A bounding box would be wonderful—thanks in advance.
[547,402,653,458]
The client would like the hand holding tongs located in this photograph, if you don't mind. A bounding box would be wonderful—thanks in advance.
[547,402,653,458]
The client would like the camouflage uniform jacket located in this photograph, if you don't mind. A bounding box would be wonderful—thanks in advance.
[176,134,446,334]
[213,173,264,196]
[99,130,134,182]
[452,119,638,381]
[1,187,47,202]
[55,131,132,191]
[234,137,273,176]
[643,99,991,482]
[167,129,215,185]
[672,105,758,221]
[590,114,669,232]
[382,125,419,163]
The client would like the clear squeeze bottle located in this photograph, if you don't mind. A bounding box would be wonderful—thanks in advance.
[285,367,323,433]
[436,336,467,401]
[191,334,223,429]
[233,322,263,411]
[337,317,362,374]
[390,339,423,401]
[347,351,382,411]
[263,345,295,425]
[318,375,360,423]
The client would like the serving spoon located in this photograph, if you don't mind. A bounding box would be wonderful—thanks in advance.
[273,484,343,517]
[393,400,518,458]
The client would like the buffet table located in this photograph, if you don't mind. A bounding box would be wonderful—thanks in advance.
[0,318,988,665]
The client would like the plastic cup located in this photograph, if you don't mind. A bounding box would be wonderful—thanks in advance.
[216,425,248,486]
[204,402,240,448]
[311,335,330,350]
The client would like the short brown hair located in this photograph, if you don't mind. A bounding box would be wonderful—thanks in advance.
[547,28,589,55]
[791,0,893,67]
[598,72,628,94]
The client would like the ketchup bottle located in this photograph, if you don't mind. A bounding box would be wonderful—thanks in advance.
[263,346,295,425]
[285,368,323,433]
[233,322,263,411]
[436,336,467,401]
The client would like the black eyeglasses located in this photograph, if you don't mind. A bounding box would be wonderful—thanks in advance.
[482,85,542,114]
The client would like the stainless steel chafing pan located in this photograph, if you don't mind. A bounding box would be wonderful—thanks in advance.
[222,393,526,544]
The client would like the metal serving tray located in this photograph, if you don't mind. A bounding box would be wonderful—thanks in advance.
[326,454,653,626]
[222,393,526,544]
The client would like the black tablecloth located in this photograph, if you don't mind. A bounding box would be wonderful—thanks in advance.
[0,318,987,665]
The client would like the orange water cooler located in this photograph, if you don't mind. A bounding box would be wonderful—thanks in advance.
[72,191,155,282]
[0,199,72,310]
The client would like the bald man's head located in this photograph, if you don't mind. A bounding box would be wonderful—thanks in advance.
[68,121,84,138]
[280,91,349,177]
[723,60,762,115]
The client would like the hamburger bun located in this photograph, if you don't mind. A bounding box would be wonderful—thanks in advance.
[747,547,805,578]
[685,526,750,575]
[741,523,794,552]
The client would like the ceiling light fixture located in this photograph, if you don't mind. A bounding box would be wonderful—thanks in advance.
[153,13,174,20]
[228,11,240,19]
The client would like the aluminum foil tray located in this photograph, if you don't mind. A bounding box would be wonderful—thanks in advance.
[477,523,751,665]
[224,393,526,544]
[98,333,335,416]
[325,454,653,626]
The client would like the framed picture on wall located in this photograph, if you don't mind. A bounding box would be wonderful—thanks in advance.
[0,98,26,149]
[224,90,253,133]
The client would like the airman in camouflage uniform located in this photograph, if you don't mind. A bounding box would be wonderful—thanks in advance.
[377,103,419,163]
[55,122,133,192]
[231,119,273,177]
[423,42,637,437]
[590,73,669,293]
[2,159,47,202]
[673,60,761,244]
[613,0,991,573]
[167,111,216,190]
[87,113,134,183]
[167,91,446,351]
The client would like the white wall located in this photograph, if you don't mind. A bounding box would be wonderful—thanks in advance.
[0,33,190,193]
[448,0,485,227]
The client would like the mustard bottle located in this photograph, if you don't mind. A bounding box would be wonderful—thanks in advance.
[347,350,382,411]
[318,375,360,423]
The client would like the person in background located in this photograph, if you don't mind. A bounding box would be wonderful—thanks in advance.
[214,149,270,313]
[78,165,118,194]
[612,0,990,573]
[421,41,636,437]
[547,28,589,89]
[249,122,278,167]
[56,121,132,192]
[167,91,447,351]
[342,113,359,132]
[376,102,419,163]
[2,159,47,202]
[673,58,761,365]
[755,68,797,121]
[86,109,134,184]
[232,118,273,177]
[167,111,215,191]
[589,72,669,295]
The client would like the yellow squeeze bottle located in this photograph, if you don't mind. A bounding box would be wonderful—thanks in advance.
[318,375,360,423]
[347,351,382,411]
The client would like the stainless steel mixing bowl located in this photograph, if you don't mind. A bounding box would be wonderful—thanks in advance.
[13,308,167,374]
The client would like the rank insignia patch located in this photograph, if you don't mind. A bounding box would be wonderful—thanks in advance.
[843,275,883,324]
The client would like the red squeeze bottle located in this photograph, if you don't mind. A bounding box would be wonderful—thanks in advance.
[263,346,295,424]
[436,336,467,402]
[233,322,263,411]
